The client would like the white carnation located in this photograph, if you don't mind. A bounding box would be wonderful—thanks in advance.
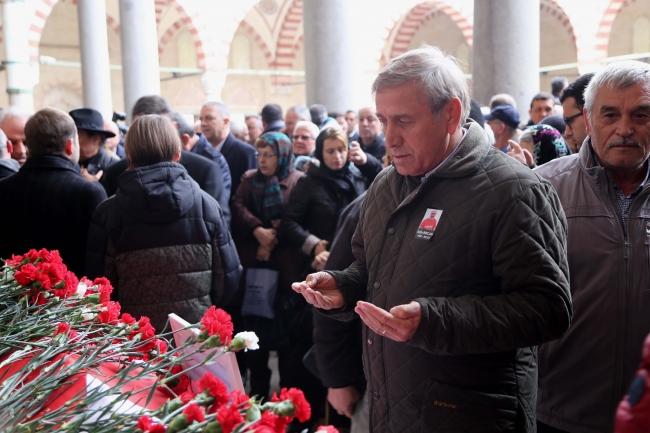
[76,282,88,297]
[234,331,259,351]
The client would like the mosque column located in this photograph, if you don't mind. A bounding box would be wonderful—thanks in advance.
[1,0,35,111]
[118,0,160,123]
[77,0,113,120]
[472,0,540,121]
[302,0,355,112]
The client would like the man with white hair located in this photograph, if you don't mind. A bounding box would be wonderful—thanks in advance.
[0,128,19,180]
[292,45,571,432]
[292,120,319,157]
[0,107,30,166]
[201,101,257,196]
[284,104,311,137]
[535,61,650,433]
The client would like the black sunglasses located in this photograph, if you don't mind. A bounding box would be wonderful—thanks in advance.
[563,112,583,127]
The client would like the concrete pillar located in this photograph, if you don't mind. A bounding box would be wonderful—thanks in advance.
[302,0,355,112]
[77,0,113,120]
[1,0,35,111]
[119,0,160,123]
[472,0,540,122]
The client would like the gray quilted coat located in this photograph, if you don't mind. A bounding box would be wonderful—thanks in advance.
[324,121,572,432]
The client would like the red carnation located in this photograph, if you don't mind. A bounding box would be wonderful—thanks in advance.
[229,390,251,408]
[14,263,39,286]
[183,402,205,424]
[120,313,137,325]
[51,271,78,299]
[38,261,67,282]
[216,403,244,433]
[271,388,311,423]
[97,301,121,324]
[198,372,229,412]
[200,306,233,345]
[53,322,79,340]
[38,249,63,265]
[154,339,168,354]
[136,415,167,432]
[93,277,113,304]
[256,411,281,433]
[179,389,196,404]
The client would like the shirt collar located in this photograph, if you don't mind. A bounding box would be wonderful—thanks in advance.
[593,151,650,197]
[421,128,467,183]
[214,137,227,152]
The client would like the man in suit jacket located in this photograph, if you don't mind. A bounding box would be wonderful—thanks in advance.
[0,108,107,276]
[200,101,257,196]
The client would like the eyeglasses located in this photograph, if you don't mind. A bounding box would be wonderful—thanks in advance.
[563,112,583,128]
[293,135,313,141]
[255,151,277,159]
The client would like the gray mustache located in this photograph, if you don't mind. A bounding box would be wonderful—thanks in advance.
[608,139,641,148]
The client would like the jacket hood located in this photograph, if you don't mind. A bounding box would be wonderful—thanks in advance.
[116,162,198,223]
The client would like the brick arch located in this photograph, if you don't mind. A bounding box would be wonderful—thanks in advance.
[156,0,209,70]
[29,0,63,61]
[541,0,577,44]
[274,0,303,71]
[236,20,273,65]
[595,0,627,59]
[387,1,473,61]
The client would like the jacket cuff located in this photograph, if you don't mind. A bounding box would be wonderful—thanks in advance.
[302,234,321,255]
[314,270,360,321]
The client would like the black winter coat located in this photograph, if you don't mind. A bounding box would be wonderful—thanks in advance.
[280,164,366,256]
[220,133,257,199]
[0,155,107,276]
[86,162,242,332]
[314,193,366,391]
[100,150,231,228]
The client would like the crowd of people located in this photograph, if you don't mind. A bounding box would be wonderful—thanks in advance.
[0,44,650,432]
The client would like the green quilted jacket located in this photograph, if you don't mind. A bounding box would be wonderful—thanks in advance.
[324,121,572,432]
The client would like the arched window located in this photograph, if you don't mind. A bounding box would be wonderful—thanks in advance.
[633,17,650,54]
[177,30,198,69]
[230,34,252,70]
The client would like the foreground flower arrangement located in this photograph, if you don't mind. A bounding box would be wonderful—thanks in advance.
[0,249,336,433]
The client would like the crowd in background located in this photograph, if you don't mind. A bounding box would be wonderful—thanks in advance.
[0,51,643,433]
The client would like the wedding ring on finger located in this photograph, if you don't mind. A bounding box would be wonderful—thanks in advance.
[382,329,386,336]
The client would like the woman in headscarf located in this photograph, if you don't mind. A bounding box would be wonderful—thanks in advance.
[231,131,305,402]
[281,127,367,273]
[520,124,571,167]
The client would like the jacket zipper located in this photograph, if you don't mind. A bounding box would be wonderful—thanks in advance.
[646,223,650,290]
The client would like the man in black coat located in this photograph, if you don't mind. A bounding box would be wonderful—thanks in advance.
[348,107,386,183]
[0,108,107,276]
[199,101,257,196]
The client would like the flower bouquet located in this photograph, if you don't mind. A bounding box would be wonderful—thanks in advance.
[0,249,336,433]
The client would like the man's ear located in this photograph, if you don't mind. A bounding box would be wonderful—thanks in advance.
[584,108,592,136]
[181,133,191,147]
[223,117,231,128]
[173,147,182,162]
[6,140,12,156]
[446,97,463,134]
[64,137,74,156]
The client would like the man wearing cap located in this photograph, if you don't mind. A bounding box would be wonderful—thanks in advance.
[485,105,521,152]
[69,108,117,180]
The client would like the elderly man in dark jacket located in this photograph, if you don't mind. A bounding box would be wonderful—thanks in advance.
[293,46,572,432]
[0,108,107,276]
[535,61,650,433]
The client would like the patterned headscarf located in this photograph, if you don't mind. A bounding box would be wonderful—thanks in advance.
[251,132,295,226]
[528,124,570,166]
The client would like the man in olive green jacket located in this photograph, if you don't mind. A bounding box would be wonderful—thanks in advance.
[293,46,572,432]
